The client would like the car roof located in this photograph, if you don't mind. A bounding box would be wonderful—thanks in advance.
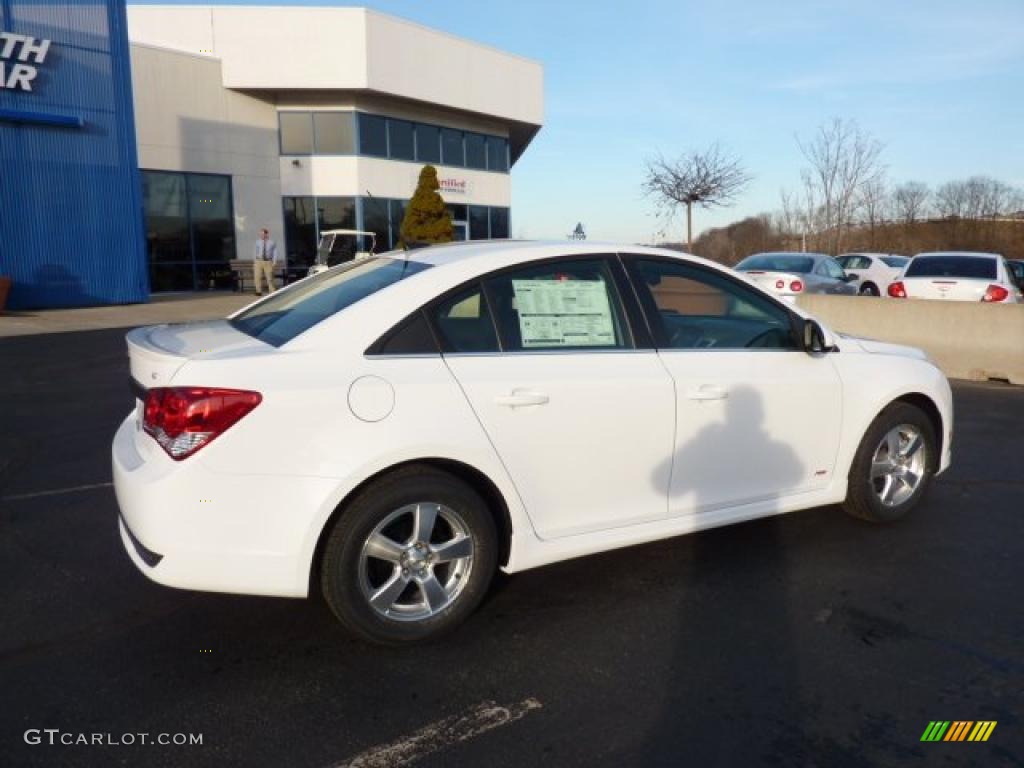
[913,251,1002,260]
[742,251,830,261]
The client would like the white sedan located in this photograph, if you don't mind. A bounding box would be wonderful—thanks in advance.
[836,253,909,296]
[113,242,953,644]
[888,251,1022,303]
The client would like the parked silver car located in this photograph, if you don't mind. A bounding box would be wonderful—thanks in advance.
[735,252,859,301]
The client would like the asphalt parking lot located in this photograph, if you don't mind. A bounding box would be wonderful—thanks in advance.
[1,326,1022,767]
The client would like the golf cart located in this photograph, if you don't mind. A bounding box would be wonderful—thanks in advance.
[307,229,378,277]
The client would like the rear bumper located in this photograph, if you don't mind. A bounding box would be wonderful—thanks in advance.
[112,414,339,598]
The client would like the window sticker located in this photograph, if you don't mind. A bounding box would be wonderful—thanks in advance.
[511,279,616,348]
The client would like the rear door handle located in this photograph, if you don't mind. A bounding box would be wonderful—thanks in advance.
[494,390,550,408]
[687,385,728,401]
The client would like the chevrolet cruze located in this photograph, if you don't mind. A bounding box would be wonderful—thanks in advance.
[113,242,953,644]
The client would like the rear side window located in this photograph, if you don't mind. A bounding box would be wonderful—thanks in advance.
[905,256,997,279]
[482,258,630,351]
[231,257,432,346]
[838,255,872,270]
[881,256,908,269]
[431,285,500,353]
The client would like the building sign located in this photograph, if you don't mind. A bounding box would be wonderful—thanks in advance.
[0,31,52,92]
[439,177,471,195]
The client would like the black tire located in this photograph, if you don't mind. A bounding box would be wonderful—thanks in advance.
[321,465,498,645]
[859,282,880,296]
[843,402,937,523]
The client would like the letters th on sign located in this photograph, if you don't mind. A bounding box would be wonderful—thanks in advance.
[0,31,52,92]
[512,278,617,348]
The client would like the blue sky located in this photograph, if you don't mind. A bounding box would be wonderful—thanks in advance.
[134,0,1024,242]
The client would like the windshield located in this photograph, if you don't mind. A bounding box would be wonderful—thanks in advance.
[881,256,909,268]
[736,255,815,274]
[232,257,432,346]
[905,256,996,280]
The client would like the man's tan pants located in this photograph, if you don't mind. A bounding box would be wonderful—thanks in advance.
[253,259,276,294]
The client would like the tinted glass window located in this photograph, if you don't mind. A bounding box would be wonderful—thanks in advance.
[313,112,355,154]
[361,196,391,250]
[369,311,438,355]
[415,124,441,163]
[837,255,872,270]
[736,254,816,273]
[484,259,630,351]
[232,258,432,347]
[905,256,997,279]
[630,258,797,350]
[431,285,499,353]
[487,136,509,172]
[469,205,489,240]
[441,128,464,166]
[358,114,388,157]
[317,197,356,233]
[388,119,415,161]
[465,133,487,170]
[489,207,510,239]
[283,196,317,268]
[279,112,313,154]
[188,174,234,263]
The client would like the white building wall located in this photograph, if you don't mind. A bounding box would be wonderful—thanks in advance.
[130,43,284,262]
[280,156,511,207]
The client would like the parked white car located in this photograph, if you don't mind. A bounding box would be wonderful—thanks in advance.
[888,251,1022,303]
[114,242,953,644]
[836,253,909,296]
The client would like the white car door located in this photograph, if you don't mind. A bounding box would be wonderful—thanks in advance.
[434,256,676,540]
[624,255,843,516]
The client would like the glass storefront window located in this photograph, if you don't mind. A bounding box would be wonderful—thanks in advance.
[415,124,441,164]
[388,119,415,161]
[318,197,357,232]
[279,112,313,154]
[313,112,355,155]
[389,199,407,249]
[469,205,489,240]
[489,207,510,239]
[487,137,509,172]
[283,196,317,269]
[441,128,464,167]
[362,196,391,250]
[143,171,236,291]
[359,114,388,157]
[465,133,487,170]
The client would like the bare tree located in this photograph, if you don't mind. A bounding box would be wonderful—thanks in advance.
[796,118,884,253]
[643,144,752,251]
[891,181,930,224]
[855,175,888,248]
[934,180,968,219]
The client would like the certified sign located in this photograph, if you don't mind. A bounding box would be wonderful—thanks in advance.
[0,31,52,92]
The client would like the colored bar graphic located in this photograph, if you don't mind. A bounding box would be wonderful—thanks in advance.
[921,720,996,742]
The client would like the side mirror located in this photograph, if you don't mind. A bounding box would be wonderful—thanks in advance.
[802,318,828,354]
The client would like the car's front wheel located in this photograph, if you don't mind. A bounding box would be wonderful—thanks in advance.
[843,402,937,522]
[321,466,498,645]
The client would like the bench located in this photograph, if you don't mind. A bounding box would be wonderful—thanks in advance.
[228,260,289,293]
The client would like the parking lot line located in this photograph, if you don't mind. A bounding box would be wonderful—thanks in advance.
[0,482,114,502]
[335,697,542,768]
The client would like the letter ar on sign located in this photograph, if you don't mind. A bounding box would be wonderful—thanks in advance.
[0,61,39,92]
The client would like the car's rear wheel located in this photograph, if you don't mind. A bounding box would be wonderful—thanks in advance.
[321,466,498,645]
[843,402,937,522]
[859,282,879,296]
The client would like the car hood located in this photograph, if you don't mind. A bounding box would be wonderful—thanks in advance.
[838,333,929,361]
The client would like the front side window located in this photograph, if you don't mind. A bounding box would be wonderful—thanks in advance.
[231,258,432,347]
[818,258,847,279]
[628,258,797,350]
[482,259,631,352]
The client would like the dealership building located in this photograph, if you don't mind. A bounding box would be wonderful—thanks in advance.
[0,2,543,307]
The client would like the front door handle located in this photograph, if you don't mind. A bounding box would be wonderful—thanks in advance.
[687,385,728,401]
[494,390,550,408]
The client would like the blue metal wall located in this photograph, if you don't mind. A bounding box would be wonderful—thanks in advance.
[0,0,147,309]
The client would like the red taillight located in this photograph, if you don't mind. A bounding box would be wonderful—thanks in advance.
[143,387,262,460]
[790,280,803,293]
[982,284,1009,303]
[888,281,907,298]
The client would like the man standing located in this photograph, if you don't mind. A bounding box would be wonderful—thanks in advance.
[253,228,278,296]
